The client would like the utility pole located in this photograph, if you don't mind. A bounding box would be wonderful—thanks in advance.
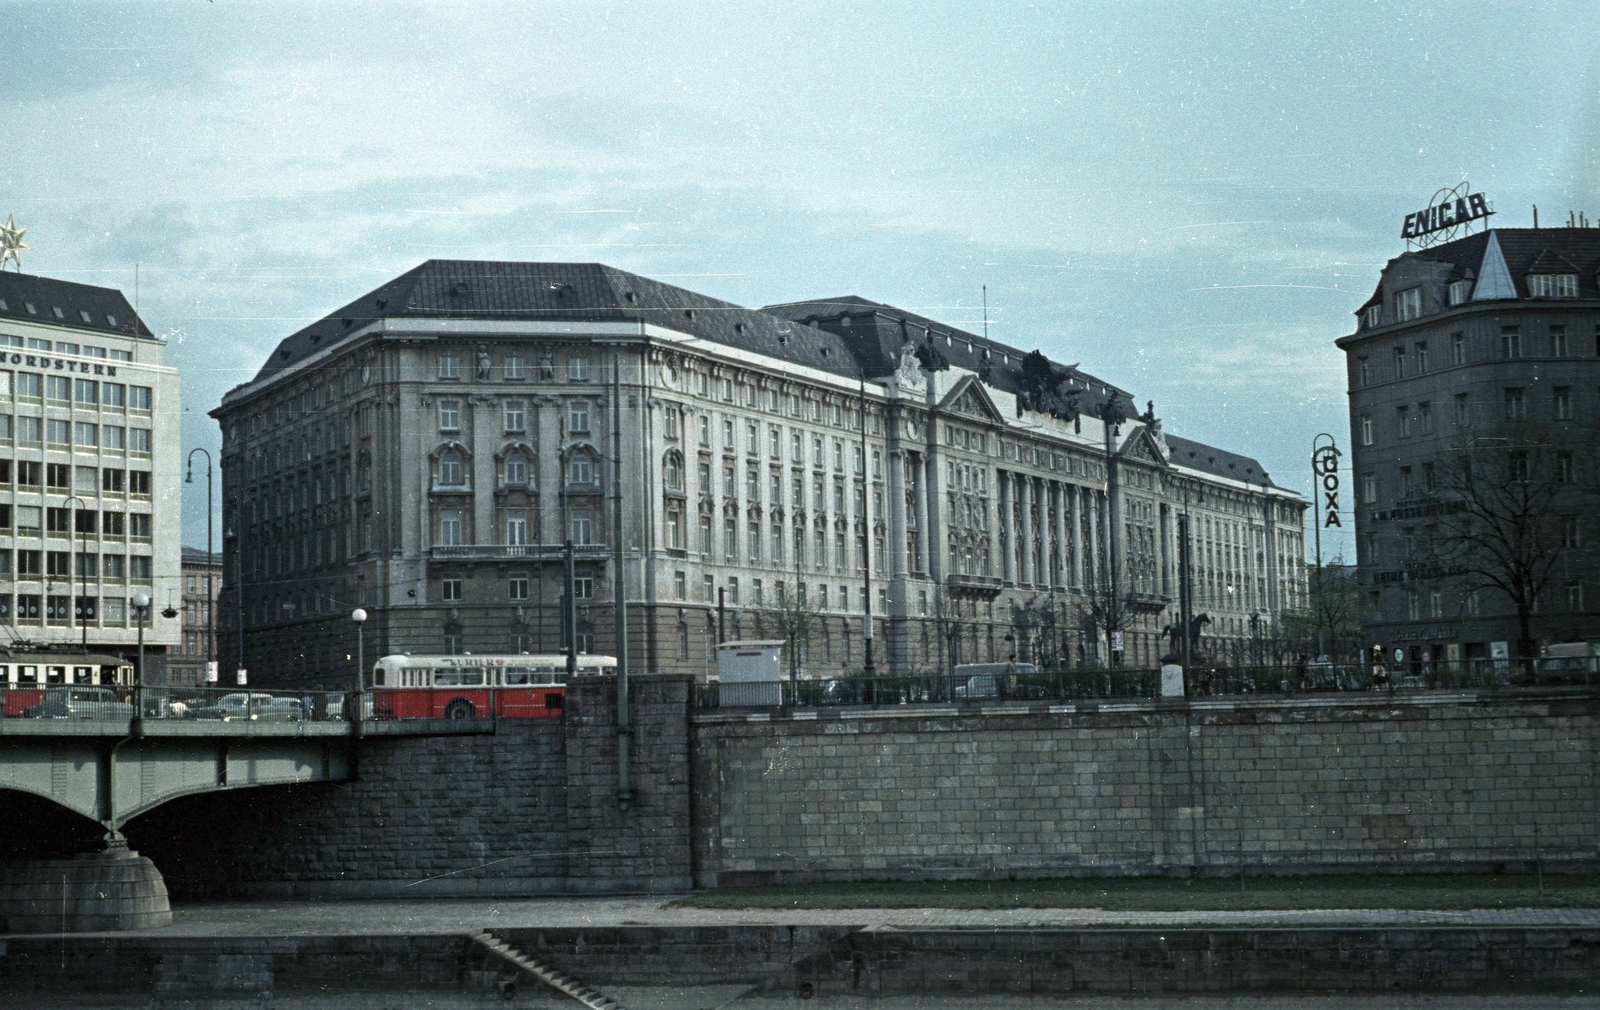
[611,351,631,807]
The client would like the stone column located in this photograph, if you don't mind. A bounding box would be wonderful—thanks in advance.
[1018,475,1034,586]
[998,471,1012,583]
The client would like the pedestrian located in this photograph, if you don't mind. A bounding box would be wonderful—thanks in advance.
[1370,644,1389,691]
[1294,653,1310,692]
[1003,654,1018,698]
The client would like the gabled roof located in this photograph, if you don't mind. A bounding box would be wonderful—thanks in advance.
[936,373,1006,422]
[1471,231,1516,301]
[0,271,153,339]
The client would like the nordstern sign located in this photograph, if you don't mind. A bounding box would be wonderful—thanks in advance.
[1402,184,1492,244]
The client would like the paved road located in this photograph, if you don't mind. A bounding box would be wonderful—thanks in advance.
[45,895,1600,938]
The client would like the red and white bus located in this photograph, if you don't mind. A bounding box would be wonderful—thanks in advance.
[368,654,616,719]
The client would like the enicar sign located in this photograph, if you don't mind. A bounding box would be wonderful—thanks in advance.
[1402,184,1492,242]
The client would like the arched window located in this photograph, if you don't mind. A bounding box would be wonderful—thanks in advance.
[439,451,463,485]
[663,453,682,490]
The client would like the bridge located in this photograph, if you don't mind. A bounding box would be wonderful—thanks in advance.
[0,686,489,845]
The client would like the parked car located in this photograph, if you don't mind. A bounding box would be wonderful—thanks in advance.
[22,686,136,720]
[193,692,303,722]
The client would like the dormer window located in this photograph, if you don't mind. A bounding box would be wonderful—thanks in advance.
[1396,287,1422,322]
[1528,273,1578,298]
[1448,279,1472,305]
[1362,305,1381,329]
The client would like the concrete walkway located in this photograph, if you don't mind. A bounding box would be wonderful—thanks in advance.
[26,895,1600,938]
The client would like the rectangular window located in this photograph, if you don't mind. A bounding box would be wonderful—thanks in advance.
[769,425,780,458]
[749,520,761,562]
[1554,387,1572,420]
[1552,326,1569,357]
[1418,401,1432,433]
[508,576,529,601]
[438,399,460,429]
[129,471,150,496]
[505,508,528,546]
[1501,326,1522,358]
[129,555,151,581]
[1454,393,1469,427]
[665,507,681,549]
[439,509,463,546]
[438,354,459,378]
[74,379,97,405]
[1416,342,1429,372]
[722,418,734,448]
[47,419,70,449]
[674,570,686,600]
[504,355,524,380]
[1556,452,1574,484]
[1396,287,1422,321]
[702,575,714,602]
[46,375,70,404]
[1362,472,1376,504]
[1396,405,1410,438]
[1393,346,1406,378]
[47,463,69,491]
[1504,387,1526,420]
[102,468,124,493]
[569,400,589,432]
[746,422,758,454]
[16,415,39,445]
[568,356,589,381]
[1451,332,1465,365]
[102,425,124,450]
[74,422,97,448]
[1357,357,1370,386]
[503,400,525,431]
[101,382,123,407]
[1449,279,1471,305]
[724,517,738,561]
[442,578,462,601]
[570,508,592,545]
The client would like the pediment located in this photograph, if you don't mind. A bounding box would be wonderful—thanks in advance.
[936,375,1005,422]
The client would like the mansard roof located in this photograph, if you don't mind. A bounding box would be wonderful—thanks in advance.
[0,271,153,339]
[1164,434,1279,488]
[1356,227,1600,312]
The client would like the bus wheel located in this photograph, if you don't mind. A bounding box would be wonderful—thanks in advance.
[446,699,475,720]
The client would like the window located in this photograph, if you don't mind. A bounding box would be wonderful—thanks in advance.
[503,400,525,431]
[749,520,761,561]
[1361,472,1376,505]
[102,468,124,493]
[699,415,710,446]
[505,509,528,546]
[791,431,802,461]
[438,354,459,378]
[1363,305,1381,329]
[74,379,97,405]
[1451,332,1465,365]
[100,381,123,407]
[1528,274,1578,298]
[438,451,463,485]
[698,461,711,493]
[722,418,734,448]
[47,419,70,449]
[1398,466,1412,499]
[665,506,682,549]
[1396,287,1422,321]
[1448,279,1472,305]
[1504,387,1526,420]
[769,425,780,458]
[1418,401,1432,433]
[1556,452,1574,484]
[674,570,686,600]
[663,454,682,490]
[1552,326,1569,357]
[1416,342,1429,372]
[1509,451,1529,482]
[664,409,679,439]
[568,356,589,381]
[439,509,463,546]
[724,518,737,561]
[505,452,528,485]
[570,508,592,545]
[508,575,529,601]
[1454,393,1469,427]
[504,355,524,380]
[1396,405,1410,438]
[1501,326,1522,358]
[568,400,589,433]
[1393,346,1406,378]
[46,375,70,404]
[129,470,150,495]
[442,578,462,601]
[1357,357,1370,386]
[47,463,70,491]
[438,399,460,429]
[746,422,758,454]
[747,469,760,501]
[1554,387,1572,420]
[1564,520,1581,550]
[16,416,39,445]
[1422,461,1435,493]
[570,453,592,485]
[702,575,714,602]
[102,425,123,450]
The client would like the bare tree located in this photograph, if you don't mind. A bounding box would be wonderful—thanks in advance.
[1281,558,1370,662]
[1422,420,1599,661]
[761,578,822,684]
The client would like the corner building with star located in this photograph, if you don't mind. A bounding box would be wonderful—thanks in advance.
[211,262,1306,686]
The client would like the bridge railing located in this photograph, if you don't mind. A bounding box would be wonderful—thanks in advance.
[694,656,1600,709]
[1,684,363,723]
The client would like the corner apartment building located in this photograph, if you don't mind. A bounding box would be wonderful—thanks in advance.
[0,271,181,681]
[212,262,1305,686]
[1339,226,1600,664]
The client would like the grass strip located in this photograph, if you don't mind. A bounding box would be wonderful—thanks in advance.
[673,874,1600,911]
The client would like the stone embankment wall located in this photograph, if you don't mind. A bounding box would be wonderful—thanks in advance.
[692,690,1600,885]
[124,676,693,898]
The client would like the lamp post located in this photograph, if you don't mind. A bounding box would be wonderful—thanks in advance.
[351,608,367,693]
[186,448,214,684]
[64,494,89,649]
[131,591,150,694]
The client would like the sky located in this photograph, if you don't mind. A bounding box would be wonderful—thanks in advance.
[2,1,1597,561]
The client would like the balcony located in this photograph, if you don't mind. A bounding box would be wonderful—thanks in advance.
[945,573,1003,597]
[429,543,608,561]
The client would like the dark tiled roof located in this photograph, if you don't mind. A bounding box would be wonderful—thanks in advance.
[1358,227,1600,310]
[182,546,222,565]
[763,295,1134,417]
[250,261,862,385]
[1165,434,1278,488]
[0,271,152,338]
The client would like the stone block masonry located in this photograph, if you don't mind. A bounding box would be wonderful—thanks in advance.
[692,690,1600,885]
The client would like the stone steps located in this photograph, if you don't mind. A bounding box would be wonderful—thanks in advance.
[470,929,628,1009]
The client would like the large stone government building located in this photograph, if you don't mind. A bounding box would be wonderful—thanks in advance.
[212,262,1306,685]
[1340,225,1600,664]
[0,271,181,679]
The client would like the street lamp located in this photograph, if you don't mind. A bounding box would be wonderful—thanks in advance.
[131,591,150,691]
[351,608,367,693]
[64,494,89,649]
[186,448,215,684]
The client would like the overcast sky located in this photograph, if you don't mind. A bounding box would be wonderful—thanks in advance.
[3,1,1597,559]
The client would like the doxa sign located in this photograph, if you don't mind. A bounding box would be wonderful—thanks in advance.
[1315,443,1342,528]
[1402,191,1491,239]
